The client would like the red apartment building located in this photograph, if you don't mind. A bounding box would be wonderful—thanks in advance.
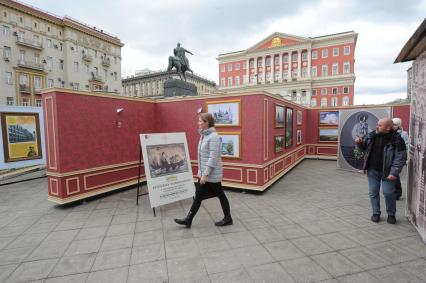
[217,31,357,107]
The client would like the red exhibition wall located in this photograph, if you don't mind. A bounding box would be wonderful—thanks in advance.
[42,89,409,204]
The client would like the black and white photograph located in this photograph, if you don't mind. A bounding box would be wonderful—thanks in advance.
[147,143,189,178]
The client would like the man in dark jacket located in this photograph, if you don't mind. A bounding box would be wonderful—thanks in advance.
[355,117,407,224]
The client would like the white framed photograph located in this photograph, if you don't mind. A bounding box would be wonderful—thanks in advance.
[206,100,241,127]
[218,132,241,159]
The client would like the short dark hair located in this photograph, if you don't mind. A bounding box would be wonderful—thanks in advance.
[199,113,215,128]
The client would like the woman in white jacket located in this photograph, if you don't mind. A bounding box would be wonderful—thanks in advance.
[174,113,232,228]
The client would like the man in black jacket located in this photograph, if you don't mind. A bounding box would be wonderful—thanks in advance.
[355,117,407,224]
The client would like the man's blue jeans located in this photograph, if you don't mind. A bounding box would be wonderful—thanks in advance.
[367,169,397,216]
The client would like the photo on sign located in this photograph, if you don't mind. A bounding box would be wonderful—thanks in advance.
[146,143,189,178]
[319,128,339,142]
[285,107,293,148]
[275,135,284,153]
[218,132,240,158]
[1,112,42,162]
[275,105,284,128]
[297,129,302,145]
[206,100,240,127]
[319,111,339,126]
[297,110,302,126]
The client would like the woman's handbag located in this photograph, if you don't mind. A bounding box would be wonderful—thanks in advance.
[195,178,217,200]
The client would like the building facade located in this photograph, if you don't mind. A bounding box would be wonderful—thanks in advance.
[0,0,123,107]
[122,69,216,97]
[217,31,357,107]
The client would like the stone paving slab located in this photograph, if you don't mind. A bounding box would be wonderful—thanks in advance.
[0,159,425,282]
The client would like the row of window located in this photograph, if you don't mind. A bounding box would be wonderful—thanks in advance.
[2,10,62,37]
[312,86,350,96]
[5,97,42,107]
[311,96,350,107]
[220,63,351,87]
[220,46,351,72]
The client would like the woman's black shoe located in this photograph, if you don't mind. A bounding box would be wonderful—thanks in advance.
[215,217,233,226]
[174,211,194,228]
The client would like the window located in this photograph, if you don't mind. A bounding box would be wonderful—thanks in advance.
[47,26,50,32]
[2,25,10,36]
[34,22,38,29]
[242,62,247,70]
[312,89,317,96]
[283,70,288,80]
[22,98,29,107]
[5,72,12,84]
[302,67,307,78]
[228,77,232,87]
[46,56,53,69]
[332,87,338,95]
[301,90,307,105]
[331,97,338,107]
[34,76,41,91]
[36,100,42,107]
[283,54,288,62]
[311,99,317,107]
[34,53,40,64]
[321,97,327,107]
[343,96,349,106]
[220,65,225,72]
[343,62,350,74]
[48,79,53,88]
[59,60,64,70]
[275,72,280,81]
[74,62,78,72]
[292,53,297,62]
[249,74,255,83]
[19,74,28,86]
[311,66,317,77]
[235,76,240,86]
[312,50,318,59]
[322,65,328,76]
[235,63,240,71]
[292,69,297,79]
[46,39,52,48]
[265,57,271,66]
[6,97,14,106]
[19,50,25,63]
[73,83,79,90]
[344,46,350,55]
[333,47,339,56]
[220,78,225,87]
[302,52,307,61]
[18,31,24,42]
[274,56,279,65]
[257,59,262,67]
[228,64,232,72]
[343,86,349,94]
[3,46,11,59]
[332,63,339,75]
[321,88,327,96]
[322,48,328,58]
[249,60,254,68]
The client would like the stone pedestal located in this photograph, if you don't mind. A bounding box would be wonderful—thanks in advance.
[164,79,197,97]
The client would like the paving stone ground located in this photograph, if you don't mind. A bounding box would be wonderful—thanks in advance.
[0,159,425,283]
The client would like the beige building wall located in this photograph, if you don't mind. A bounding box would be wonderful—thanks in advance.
[0,0,123,107]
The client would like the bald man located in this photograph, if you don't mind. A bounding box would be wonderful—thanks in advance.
[355,117,407,224]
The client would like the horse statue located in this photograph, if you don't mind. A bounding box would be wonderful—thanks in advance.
[167,43,194,81]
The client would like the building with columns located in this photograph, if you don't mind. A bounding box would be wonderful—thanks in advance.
[122,69,216,97]
[217,31,357,107]
[0,0,123,107]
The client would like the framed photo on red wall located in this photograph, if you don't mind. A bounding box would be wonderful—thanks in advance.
[206,100,241,127]
[1,112,42,162]
[218,132,241,159]
[275,104,284,128]
[275,135,284,153]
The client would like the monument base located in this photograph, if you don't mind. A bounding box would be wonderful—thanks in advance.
[164,79,198,97]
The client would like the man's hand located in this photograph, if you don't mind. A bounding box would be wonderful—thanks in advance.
[387,174,397,181]
[200,175,208,184]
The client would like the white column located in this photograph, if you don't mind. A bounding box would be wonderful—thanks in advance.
[297,50,302,78]
[307,49,312,78]
[279,53,283,82]
[246,58,249,85]
[254,58,257,84]
[288,51,292,80]
[262,56,266,84]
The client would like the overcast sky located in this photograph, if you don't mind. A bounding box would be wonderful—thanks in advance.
[28,0,425,105]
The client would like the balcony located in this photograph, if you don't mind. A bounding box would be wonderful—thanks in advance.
[17,60,44,71]
[16,38,43,50]
[82,54,93,62]
[19,84,31,93]
[90,72,103,82]
[101,58,111,67]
